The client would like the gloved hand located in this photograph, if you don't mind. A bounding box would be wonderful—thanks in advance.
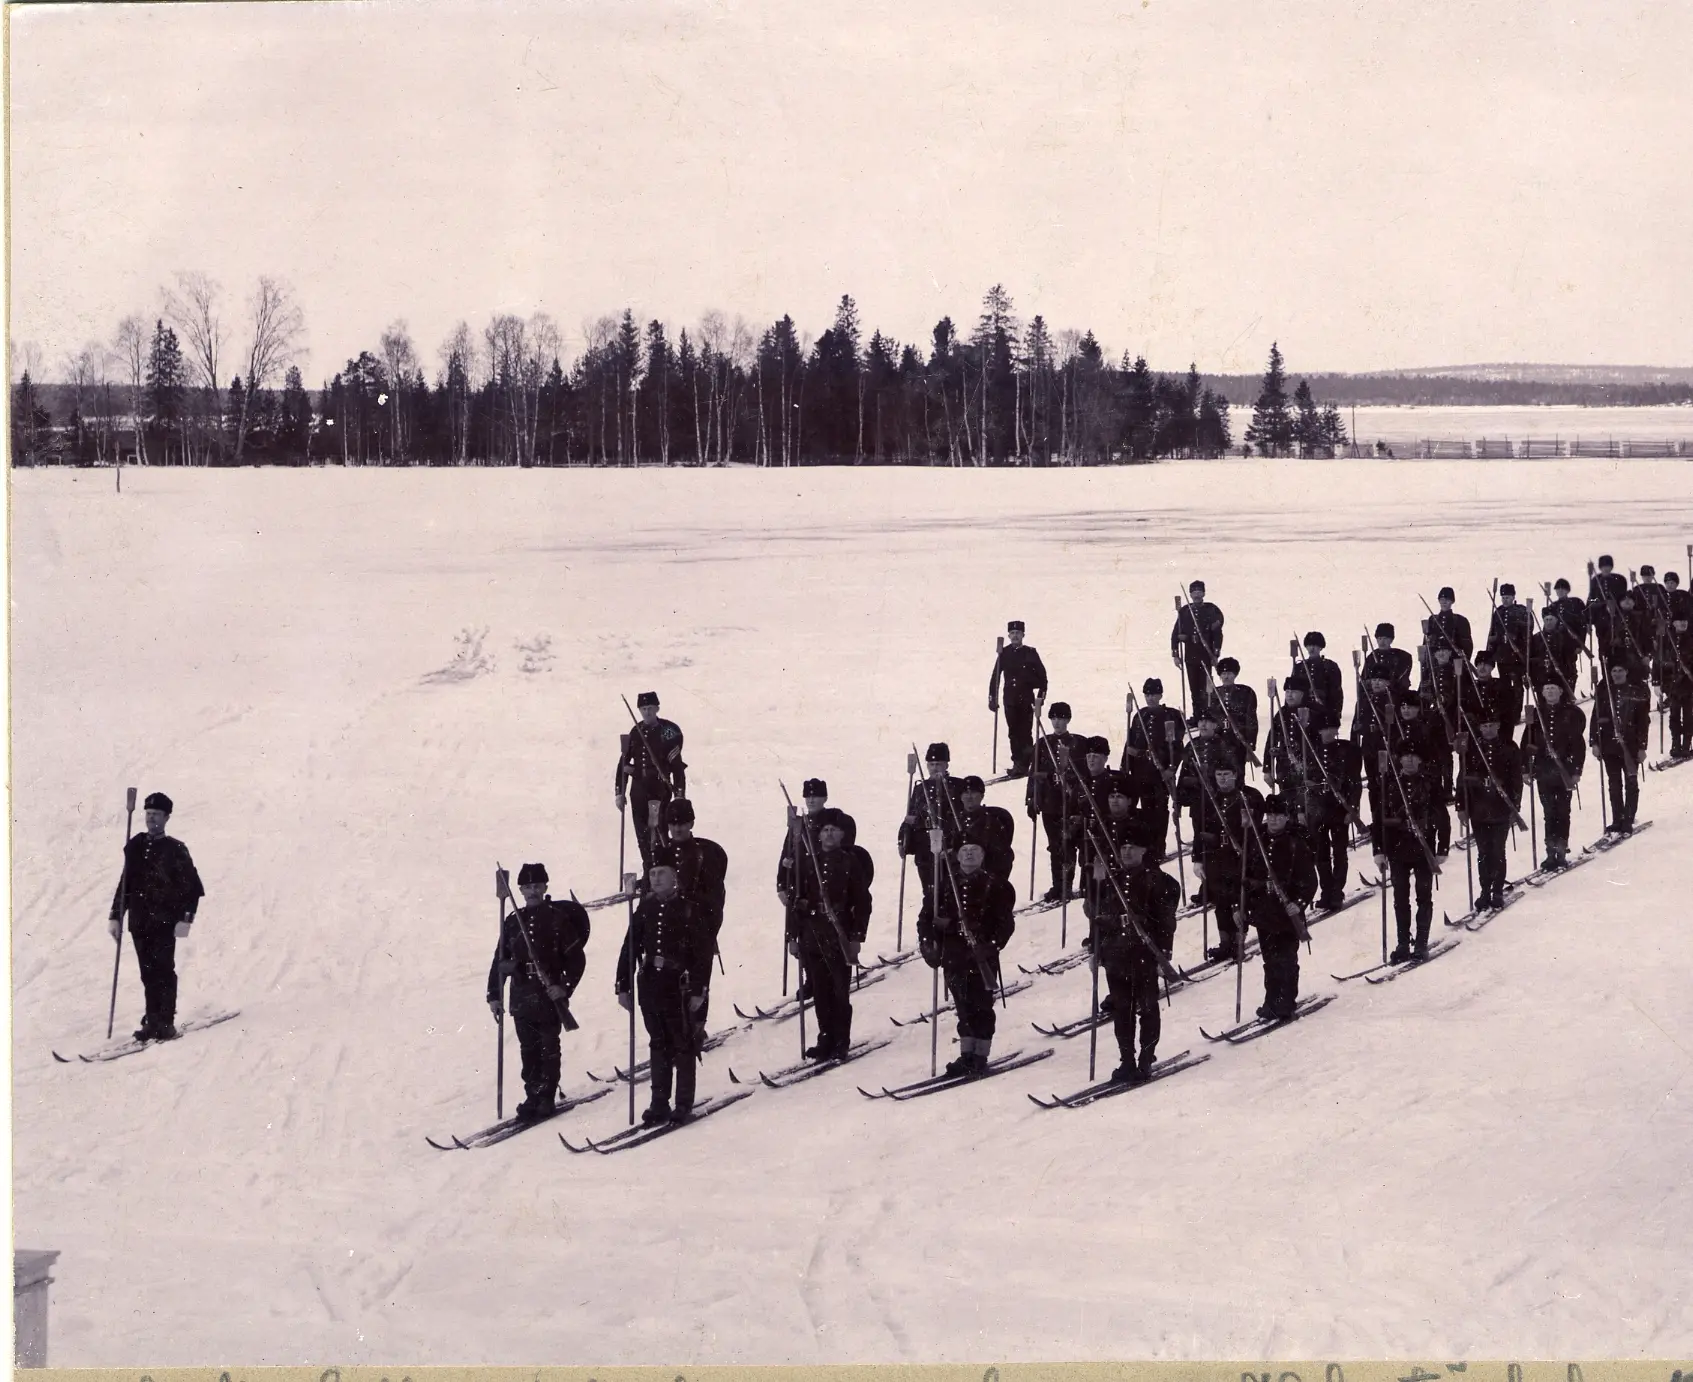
[488,1000,504,1020]
[786,937,800,958]
[108,916,121,942]
[988,696,998,713]
[687,993,706,1015]
[1285,901,1303,920]
[616,989,632,1012]
[545,984,568,1003]
[919,938,940,969]
[174,920,192,939]
[1374,853,1388,872]
[777,889,790,909]
[845,939,862,966]
[1088,952,1099,974]
[614,791,627,811]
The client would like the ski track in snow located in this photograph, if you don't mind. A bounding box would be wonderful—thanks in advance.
[8,461,1693,1363]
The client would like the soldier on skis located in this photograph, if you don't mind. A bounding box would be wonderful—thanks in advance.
[617,860,716,1125]
[1090,829,1179,1083]
[1520,680,1586,870]
[917,842,1016,1077]
[1193,760,1262,962]
[1456,714,1524,911]
[1247,794,1317,1019]
[107,791,204,1043]
[1590,660,1651,834]
[1305,710,1364,906]
[988,620,1048,778]
[1122,678,1183,856]
[487,864,590,1122]
[1533,582,1585,695]
[1209,657,1259,767]
[1028,706,1082,903]
[1486,584,1533,730]
[1588,555,1629,673]
[615,692,687,873]
[777,778,856,907]
[1171,579,1225,713]
[1426,587,1475,662]
[1658,574,1692,759]
[662,798,728,1039]
[1294,631,1345,728]
[785,807,872,1061]
[1370,744,1441,960]
[900,743,965,903]
[957,775,1017,884]
[1394,693,1452,856]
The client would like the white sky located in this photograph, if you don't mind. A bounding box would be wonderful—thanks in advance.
[7,0,1692,381]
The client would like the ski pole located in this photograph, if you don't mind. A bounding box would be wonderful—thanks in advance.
[107,786,137,1039]
[1087,893,1100,1082]
[495,863,581,1032]
[1378,751,1391,962]
[1163,717,1187,901]
[617,733,630,894]
[495,866,507,1119]
[991,635,1004,775]
[1528,750,1539,868]
[897,750,916,951]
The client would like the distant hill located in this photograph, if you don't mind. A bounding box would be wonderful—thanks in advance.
[1204,368,1693,408]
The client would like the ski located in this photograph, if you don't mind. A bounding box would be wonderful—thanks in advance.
[1017,949,1090,977]
[889,978,1031,1027]
[426,1086,611,1150]
[1200,993,1335,1043]
[1312,884,1379,918]
[52,1010,241,1065]
[1015,896,1065,918]
[1582,820,1655,854]
[560,1089,756,1154]
[584,1023,747,1084]
[731,968,888,1024]
[858,1046,1053,1101]
[1520,851,1600,888]
[580,875,641,911]
[1361,937,1461,983]
[729,1036,894,1089]
[1442,889,1526,933]
[1027,1050,1212,1108]
[1647,755,1690,773]
[865,949,918,974]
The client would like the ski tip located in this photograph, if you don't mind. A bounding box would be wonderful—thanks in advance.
[51,1051,72,1063]
[760,1073,781,1090]
[424,1136,457,1152]
[727,1068,744,1085]
[559,1135,591,1153]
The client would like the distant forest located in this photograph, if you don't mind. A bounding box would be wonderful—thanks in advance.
[10,275,1689,469]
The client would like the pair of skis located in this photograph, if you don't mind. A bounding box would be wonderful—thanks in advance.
[889,978,1031,1027]
[728,1036,893,1089]
[1331,938,1461,984]
[51,1010,241,1065]
[731,967,891,1023]
[425,1086,611,1150]
[1198,992,1336,1043]
[585,1023,747,1085]
[560,1089,756,1154]
[1028,1049,1212,1108]
[858,1046,1053,1101]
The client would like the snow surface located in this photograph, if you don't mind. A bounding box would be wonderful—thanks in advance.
[8,459,1693,1364]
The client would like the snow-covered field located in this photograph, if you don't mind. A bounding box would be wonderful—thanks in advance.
[9,459,1693,1364]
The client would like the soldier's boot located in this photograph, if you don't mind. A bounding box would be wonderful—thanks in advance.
[642,1050,674,1125]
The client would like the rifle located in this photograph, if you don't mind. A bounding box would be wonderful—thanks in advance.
[107,786,138,1039]
[1351,647,1454,869]
[780,781,856,974]
[989,635,1004,774]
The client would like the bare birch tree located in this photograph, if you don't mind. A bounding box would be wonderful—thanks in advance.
[113,316,149,463]
[234,277,305,464]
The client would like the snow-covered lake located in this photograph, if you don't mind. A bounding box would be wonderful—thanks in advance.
[9,460,1692,1363]
[1228,402,1693,446]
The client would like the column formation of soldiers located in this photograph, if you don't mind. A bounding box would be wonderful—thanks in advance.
[436,553,1686,1117]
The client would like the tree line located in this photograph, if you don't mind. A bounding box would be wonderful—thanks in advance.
[12,279,1363,467]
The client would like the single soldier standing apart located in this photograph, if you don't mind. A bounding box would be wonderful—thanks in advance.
[988,620,1048,778]
[1172,579,1225,713]
[1092,830,1179,1083]
[615,691,687,873]
[108,791,203,1042]
[918,842,1016,1077]
[786,807,872,1061]
[487,864,590,1122]
[617,860,716,1125]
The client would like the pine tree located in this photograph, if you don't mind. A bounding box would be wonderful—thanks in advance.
[145,320,186,462]
[278,366,309,459]
[1244,342,1293,457]
[1292,379,1322,457]
[1196,388,1231,457]
[10,370,53,466]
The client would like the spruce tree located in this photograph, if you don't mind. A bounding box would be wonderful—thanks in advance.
[1244,342,1292,457]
